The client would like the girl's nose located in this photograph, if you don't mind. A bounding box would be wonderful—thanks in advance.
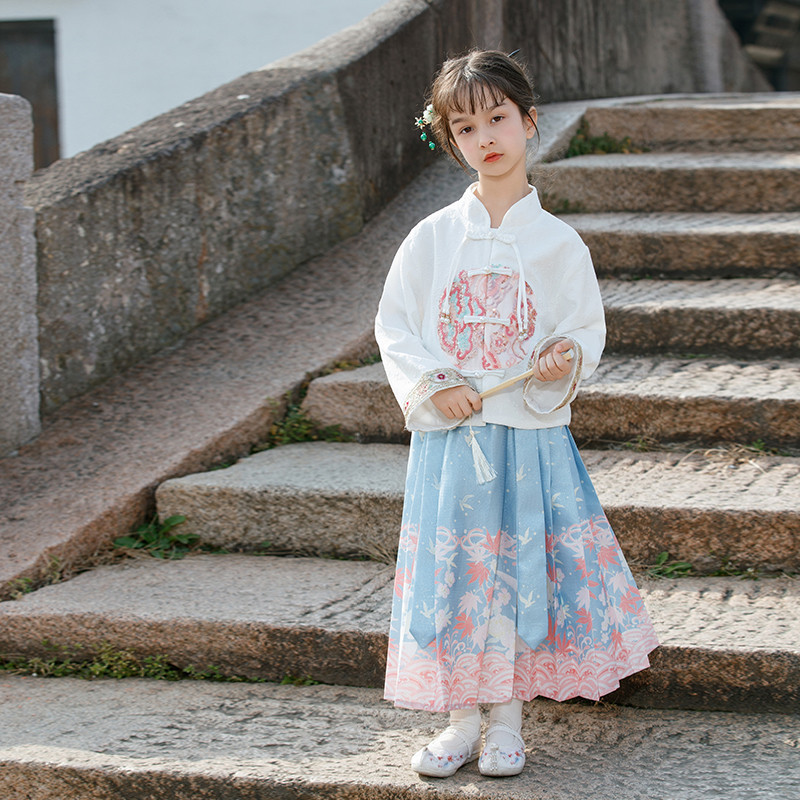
[480,130,495,148]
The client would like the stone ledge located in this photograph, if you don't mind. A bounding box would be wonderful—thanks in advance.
[582,93,800,151]
[0,94,39,456]
[567,211,800,278]
[155,442,800,573]
[1,555,798,712]
[0,678,796,800]
[601,277,800,357]
[548,152,800,213]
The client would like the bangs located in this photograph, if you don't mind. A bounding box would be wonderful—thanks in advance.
[441,78,508,119]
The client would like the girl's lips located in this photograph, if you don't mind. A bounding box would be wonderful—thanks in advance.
[484,152,502,162]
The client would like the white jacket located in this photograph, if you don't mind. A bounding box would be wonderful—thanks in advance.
[375,183,605,431]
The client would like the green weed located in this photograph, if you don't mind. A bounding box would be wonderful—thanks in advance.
[709,558,761,580]
[113,514,197,560]
[0,642,262,683]
[565,120,646,158]
[647,552,693,578]
[621,436,658,453]
[280,673,320,686]
[7,577,33,600]
[257,402,352,451]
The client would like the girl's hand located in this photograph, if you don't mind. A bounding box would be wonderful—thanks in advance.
[532,340,573,382]
[432,385,482,419]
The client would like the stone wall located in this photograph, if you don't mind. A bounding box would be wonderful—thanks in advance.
[24,0,768,414]
[0,94,39,456]
[504,0,770,101]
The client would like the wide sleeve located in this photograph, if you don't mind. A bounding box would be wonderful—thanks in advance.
[523,244,605,414]
[374,231,470,431]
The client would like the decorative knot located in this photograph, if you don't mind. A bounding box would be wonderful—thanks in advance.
[466,227,516,245]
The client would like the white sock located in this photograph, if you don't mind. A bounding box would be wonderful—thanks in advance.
[427,706,481,756]
[486,698,523,751]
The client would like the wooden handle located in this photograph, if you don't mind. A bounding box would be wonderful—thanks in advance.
[479,349,573,399]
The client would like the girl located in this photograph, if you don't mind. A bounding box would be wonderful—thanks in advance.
[374,50,658,779]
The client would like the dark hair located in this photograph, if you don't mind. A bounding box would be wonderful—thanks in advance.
[428,50,538,169]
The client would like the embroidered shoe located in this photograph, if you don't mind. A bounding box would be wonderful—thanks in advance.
[410,726,481,777]
[478,722,526,777]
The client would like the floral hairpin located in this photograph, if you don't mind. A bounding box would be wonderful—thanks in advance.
[415,103,436,150]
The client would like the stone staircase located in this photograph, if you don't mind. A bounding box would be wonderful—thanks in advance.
[1,95,799,799]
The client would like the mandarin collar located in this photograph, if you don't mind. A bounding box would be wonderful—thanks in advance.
[459,182,543,234]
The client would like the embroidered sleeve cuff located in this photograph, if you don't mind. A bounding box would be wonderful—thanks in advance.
[522,336,583,414]
[403,368,469,430]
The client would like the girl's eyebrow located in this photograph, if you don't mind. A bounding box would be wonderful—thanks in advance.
[450,102,505,127]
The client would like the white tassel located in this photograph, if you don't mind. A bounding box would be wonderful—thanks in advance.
[466,426,497,484]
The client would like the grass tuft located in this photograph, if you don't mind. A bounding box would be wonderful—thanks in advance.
[114,514,197,560]
[565,120,647,158]
[256,401,353,451]
[647,552,693,579]
[280,673,320,686]
[0,642,262,683]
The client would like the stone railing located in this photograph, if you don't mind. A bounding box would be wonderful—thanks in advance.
[0,94,39,456]
[19,0,767,415]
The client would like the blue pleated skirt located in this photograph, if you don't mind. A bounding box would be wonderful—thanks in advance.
[384,424,659,712]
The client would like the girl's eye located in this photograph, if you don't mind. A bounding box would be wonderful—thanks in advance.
[459,126,472,135]
[492,115,504,123]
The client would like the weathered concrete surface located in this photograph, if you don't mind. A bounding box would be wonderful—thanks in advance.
[0,679,796,800]
[303,363,409,443]
[569,211,800,279]
[0,555,390,686]
[0,555,800,711]
[156,443,408,560]
[506,0,770,103]
[0,158,470,600]
[301,357,800,448]
[601,278,800,358]
[582,94,800,152]
[156,442,800,574]
[549,152,800,213]
[0,556,391,687]
[575,356,800,446]
[0,94,39,456]
[0,556,798,712]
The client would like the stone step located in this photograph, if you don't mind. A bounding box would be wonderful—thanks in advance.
[1,678,797,800]
[601,277,800,358]
[1,555,799,714]
[155,442,800,574]
[580,93,800,152]
[566,212,800,279]
[545,152,800,213]
[301,357,800,448]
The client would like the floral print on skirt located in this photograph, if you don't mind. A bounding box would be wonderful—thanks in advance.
[384,424,659,712]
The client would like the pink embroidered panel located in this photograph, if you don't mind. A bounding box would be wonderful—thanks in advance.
[438,268,536,371]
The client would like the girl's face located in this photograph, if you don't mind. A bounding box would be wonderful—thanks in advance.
[447,95,537,183]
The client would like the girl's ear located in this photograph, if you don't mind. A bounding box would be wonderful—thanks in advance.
[525,106,538,139]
